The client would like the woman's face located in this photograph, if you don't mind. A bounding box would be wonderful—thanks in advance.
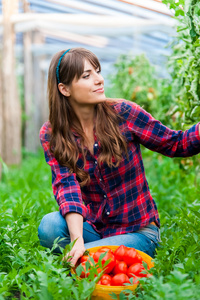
[67,59,106,106]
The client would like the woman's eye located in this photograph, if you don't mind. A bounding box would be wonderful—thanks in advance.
[97,70,101,74]
[83,74,89,78]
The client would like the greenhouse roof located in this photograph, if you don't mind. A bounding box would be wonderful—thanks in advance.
[0,0,176,77]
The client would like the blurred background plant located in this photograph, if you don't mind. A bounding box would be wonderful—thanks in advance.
[107,53,173,127]
[163,0,200,129]
[107,0,200,177]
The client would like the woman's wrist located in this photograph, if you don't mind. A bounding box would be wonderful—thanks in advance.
[70,234,83,242]
[65,212,84,243]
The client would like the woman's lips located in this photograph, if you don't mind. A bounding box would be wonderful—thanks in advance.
[94,87,104,93]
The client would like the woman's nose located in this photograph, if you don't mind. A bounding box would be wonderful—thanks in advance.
[94,73,104,85]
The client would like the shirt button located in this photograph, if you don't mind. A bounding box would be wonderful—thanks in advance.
[104,194,106,198]
[94,161,97,165]
[106,211,110,215]
[94,143,98,147]
[99,178,102,182]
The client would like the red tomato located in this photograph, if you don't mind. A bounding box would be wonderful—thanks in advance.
[79,255,90,263]
[93,247,112,262]
[101,279,111,286]
[78,261,89,278]
[123,248,142,266]
[78,259,101,278]
[99,247,112,252]
[127,263,147,278]
[93,247,116,274]
[97,280,102,284]
[94,267,102,277]
[100,274,112,285]
[112,261,127,275]
[78,251,94,265]
[101,274,112,281]
[90,252,95,257]
[111,273,130,286]
[102,252,116,274]
[114,245,128,261]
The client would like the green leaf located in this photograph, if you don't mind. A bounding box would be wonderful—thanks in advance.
[0,156,9,175]
[119,291,128,300]
[175,9,185,16]
[109,292,118,300]
[75,264,83,277]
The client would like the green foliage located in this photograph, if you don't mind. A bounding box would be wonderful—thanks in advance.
[107,53,157,106]
[107,0,200,173]
[107,0,200,131]
[106,47,175,128]
[1,2,200,299]
[107,54,161,115]
[163,0,200,128]
[114,149,200,300]
[0,148,200,299]
[0,152,99,299]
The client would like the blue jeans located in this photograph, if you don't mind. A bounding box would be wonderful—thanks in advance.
[38,212,160,258]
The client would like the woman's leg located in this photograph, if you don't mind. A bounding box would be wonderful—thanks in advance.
[38,212,101,253]
[85,225,160,258]
[38,211,70,252]
[38,212,160,257]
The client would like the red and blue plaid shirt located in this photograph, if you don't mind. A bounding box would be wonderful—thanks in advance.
[40,100,200,238]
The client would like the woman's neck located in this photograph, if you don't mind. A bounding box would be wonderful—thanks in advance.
[71,102,96,133]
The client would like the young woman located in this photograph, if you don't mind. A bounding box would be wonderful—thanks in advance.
[38,47,200,266]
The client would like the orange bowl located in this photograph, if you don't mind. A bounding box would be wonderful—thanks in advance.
[74,245,154,300]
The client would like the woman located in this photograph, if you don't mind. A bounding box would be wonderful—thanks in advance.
[38,47,200,266]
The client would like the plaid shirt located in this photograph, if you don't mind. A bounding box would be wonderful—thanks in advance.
[40,100,200,238]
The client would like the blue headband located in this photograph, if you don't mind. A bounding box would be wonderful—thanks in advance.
[56,49,70,84]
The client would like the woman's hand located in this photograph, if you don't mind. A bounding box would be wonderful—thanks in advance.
[64,236,85,266]
[64,212,85,266]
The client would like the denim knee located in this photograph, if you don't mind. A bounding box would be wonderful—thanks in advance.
[38,211,70,250]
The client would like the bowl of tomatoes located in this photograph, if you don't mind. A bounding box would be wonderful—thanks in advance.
[74,245,154,300]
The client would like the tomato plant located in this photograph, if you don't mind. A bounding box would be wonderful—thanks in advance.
[163,0,200,128]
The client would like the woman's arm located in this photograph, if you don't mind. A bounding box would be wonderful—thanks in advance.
[64,212,85,266]
[39,122,87,218]
[40,122,87,266]
[122,100,200,157]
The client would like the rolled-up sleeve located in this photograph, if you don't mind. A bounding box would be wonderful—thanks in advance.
[39,122,87,218]
[124,100,200,157]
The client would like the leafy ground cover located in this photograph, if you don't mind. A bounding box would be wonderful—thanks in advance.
[0,149,200,299]
[1,2,200,298]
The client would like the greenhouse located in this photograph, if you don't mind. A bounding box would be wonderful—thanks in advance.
[0,0,175,161]
[0,1,200,299]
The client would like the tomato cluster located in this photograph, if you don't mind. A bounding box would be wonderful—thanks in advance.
[76,245,151,286]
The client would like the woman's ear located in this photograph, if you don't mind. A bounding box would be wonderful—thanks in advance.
[58,83,71,97]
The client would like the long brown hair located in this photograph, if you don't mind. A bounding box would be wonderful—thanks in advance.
[48,48,127,186]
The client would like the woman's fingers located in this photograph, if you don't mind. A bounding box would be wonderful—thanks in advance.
[62,236,86,266]
[63,248,85,266]
[70,251,83,266]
